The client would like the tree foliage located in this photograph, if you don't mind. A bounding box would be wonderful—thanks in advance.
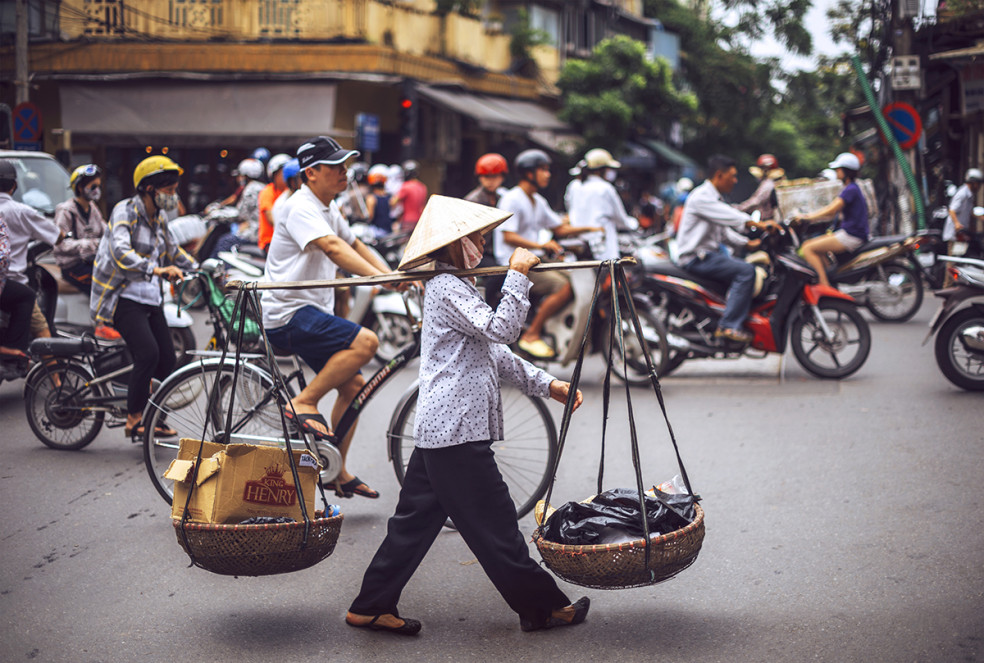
[556,35,696,150]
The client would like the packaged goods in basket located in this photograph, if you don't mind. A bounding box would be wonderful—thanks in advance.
[536,487,696,546]
[165,439,320,524]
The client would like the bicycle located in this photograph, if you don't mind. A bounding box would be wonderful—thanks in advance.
[142,287,559,519]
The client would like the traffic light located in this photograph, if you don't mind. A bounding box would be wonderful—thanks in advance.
[399,81,418,161]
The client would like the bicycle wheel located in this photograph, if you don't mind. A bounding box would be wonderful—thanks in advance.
[387,383,557,519]
[143,360,290,503]
[24,362,105,451]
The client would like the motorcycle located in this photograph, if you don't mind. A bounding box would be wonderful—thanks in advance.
[923,255,984,391]
[487,234,670,387]
[25,241,196,370]
[642,223,872,380]
[790,221,924,323]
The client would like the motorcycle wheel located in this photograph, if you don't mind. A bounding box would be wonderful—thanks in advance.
[934,307,984,391]
[864,261,924,322]
[790,300,871,379]
[601,306,670,386]
[371,312,415,363]
[24,362,104,450]
[170,327,197,369]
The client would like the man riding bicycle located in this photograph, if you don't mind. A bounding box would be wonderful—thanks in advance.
[262,136,404,500]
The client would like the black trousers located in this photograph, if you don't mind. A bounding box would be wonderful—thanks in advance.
[0,280,37,351]
[113,297,175,415]
[349,440,569,627]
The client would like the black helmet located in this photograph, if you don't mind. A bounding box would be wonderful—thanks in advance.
[0,159,16,182]
[514,149,551,182]
[349,161,369,184]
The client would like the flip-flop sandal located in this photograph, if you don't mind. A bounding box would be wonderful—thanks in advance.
[326,476,379,499]
[125,424,178,439]
[346,614,421,636]
[283,410,336,442]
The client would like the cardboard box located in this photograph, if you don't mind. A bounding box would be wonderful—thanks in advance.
[165,439,320,524]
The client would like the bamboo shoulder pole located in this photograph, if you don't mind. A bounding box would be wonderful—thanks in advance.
[226,257,635,291]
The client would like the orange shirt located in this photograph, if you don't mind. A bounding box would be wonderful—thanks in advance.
[257,182,285,251]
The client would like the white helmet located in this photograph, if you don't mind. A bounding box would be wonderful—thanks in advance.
[267,153,291,179]
[236,158,264,180]
[677,177,694,193]
[828,152,861,171]
[966,168,983,183]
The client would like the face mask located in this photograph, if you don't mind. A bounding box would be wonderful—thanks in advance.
[154,191,180,211]
[604,169,617,182]
[460,236,483,270]
[84,186,101,202]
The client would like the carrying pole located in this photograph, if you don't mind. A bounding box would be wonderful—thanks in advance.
[226,258,633,292]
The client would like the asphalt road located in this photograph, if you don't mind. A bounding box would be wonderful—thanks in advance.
[1,300,981,663]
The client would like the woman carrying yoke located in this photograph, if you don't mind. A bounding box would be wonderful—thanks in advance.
[346,196,589,635]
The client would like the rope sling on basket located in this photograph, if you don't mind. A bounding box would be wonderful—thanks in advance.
[532,261,705,590]
[173,285,342,577]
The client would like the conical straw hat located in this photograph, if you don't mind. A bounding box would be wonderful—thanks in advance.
[398,195,513,270]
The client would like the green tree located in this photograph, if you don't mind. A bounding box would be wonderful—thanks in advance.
[556,35,697,151]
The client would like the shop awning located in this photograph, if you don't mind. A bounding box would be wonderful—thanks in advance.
[930,44,984,61]
[640,138,697,169]
[417,84,580,154]
[60,81,344,147]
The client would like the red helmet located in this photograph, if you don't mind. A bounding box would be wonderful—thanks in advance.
[756,154,779,169]
[475,153,508,176]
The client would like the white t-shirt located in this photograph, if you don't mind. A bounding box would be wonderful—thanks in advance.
[261,184,356,328]
[494,186,562,266]
[569,175,638,260]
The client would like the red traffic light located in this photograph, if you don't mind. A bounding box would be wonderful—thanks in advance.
[401,98,413,109]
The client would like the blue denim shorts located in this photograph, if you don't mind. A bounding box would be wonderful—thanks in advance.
[266,305,362,373]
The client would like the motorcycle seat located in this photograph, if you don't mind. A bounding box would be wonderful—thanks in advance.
[28,336,98,358]
[646,261,729,295]
[835,234,907,262]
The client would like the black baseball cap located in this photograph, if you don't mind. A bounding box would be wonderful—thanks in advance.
[296,136,360,170]
[0,159,17,181]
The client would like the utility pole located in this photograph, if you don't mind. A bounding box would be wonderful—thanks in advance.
[15,0,30,105]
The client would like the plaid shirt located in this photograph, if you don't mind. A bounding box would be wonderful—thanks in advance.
[90,195,195,325]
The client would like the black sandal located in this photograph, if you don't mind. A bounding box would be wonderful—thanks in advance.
[346,614,421,636]
[325,476,379,499]
[520,597,590,632]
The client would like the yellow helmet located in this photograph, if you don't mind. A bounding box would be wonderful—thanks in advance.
[70,164,102,190]
[133,155,183,189]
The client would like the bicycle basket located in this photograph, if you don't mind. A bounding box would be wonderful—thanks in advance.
[173,514,343,577]
[204,274,261,342]
[532,504,704,590]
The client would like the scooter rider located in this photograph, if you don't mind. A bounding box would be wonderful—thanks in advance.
[465,153,509,266]
[737,154,784,221]
[258,153,291,255]
[676,154,777,345]
[90,155,197,438]
[946,168,982,243]
[792,152,870,288]
[0,159,64,347]
[493,149,598,359]
[568,148,635,260]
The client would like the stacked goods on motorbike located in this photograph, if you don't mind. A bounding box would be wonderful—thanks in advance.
[775,178,877,221]
[165,438,320,524]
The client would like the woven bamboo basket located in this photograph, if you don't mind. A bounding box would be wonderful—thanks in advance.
[533,504,704,590]
[173,515,343,577]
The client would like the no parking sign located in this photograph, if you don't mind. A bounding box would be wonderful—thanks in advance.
[12,102,42,151]
[882,102,922,150]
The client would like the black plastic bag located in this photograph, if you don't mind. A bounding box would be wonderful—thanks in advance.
[540,487,695,546]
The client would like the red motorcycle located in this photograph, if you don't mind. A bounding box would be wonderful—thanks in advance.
[641,227,872,379]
